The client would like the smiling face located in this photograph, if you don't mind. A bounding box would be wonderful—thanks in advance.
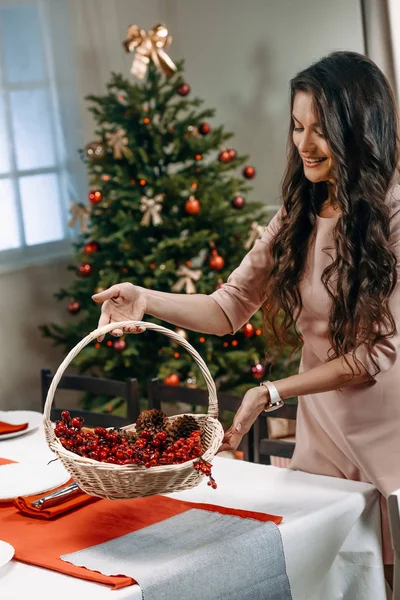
[292,91,334,183]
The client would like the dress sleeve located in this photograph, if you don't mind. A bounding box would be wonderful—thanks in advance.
[210,208,283,334]
[353,185,400,378]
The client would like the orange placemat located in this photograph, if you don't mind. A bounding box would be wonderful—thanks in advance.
[0,492,282,590]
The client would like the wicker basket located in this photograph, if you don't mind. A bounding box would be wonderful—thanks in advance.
[43,320,224,500]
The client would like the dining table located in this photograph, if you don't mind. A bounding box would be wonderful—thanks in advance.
[0,416,388,600]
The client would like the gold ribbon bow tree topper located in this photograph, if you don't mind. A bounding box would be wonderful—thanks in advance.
[123,23,177,80]
[68,201,91,233]
[171,265,202,295]
[244,221,265,249]
[140,194,165,226]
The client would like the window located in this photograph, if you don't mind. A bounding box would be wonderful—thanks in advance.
[0,0,83,271]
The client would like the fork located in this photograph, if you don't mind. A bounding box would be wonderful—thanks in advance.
[32,482,80,508]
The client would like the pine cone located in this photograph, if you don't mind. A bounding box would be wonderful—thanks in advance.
[135,409,168,437]
[168,415,199,443]
[109,427,137,444]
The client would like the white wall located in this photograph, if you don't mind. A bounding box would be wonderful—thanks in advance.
[165,0,364,204]
[0,0,364,411]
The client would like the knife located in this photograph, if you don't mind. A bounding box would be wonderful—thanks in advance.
[32,482,80,509]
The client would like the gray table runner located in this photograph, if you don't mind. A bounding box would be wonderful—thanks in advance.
[61,508,292,600]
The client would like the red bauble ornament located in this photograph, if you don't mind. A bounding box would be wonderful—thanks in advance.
[177,83,190,97]
[84,241,99,254]
[199,122,211,135]
[251,363,265,380]
[218,150,231,163]
[228,148,237,160]
[67,301,81,315]
[231,195,246,210]
[209,254,225,271]
[185,197,201,215]
[88,189,102,204]
[164,373,180,386]
[114,339,126,352]
[78,263,92,277]
[243,165,256,179]
[242,322,255,338]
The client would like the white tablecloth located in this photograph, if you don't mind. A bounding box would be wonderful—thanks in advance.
[0,425,387,600]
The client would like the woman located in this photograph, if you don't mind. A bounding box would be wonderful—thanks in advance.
[92,51,400,578]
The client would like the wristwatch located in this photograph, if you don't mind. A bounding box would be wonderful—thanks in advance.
[259,380,284,412]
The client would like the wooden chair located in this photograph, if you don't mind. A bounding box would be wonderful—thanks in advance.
[253,401,298,464]
[147,379,254,461]
[388,489,400,599]
[41,368,140,428]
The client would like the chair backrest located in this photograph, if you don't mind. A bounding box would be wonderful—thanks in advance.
[41,368,140,428]
[147,379,254,461]
[253,401,298,464]
[388,489,400,600]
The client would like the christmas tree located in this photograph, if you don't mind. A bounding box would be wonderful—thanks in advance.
[41,25,299,414]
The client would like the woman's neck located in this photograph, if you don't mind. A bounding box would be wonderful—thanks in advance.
[318,182,341,218]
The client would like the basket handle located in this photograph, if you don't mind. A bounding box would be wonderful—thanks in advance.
[43,321,219,444]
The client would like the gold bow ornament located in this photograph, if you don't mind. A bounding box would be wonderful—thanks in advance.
[140,194,165,226]
[68,202,91,233]
[123,24,177,80]
[105,129,132,160]
[171,265,202,294]
[244,221,265,249]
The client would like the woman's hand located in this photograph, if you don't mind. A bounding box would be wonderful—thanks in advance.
[92,283,148,341]
[219,386,269,453]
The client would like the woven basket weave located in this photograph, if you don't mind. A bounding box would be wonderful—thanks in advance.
[43,321,224,500]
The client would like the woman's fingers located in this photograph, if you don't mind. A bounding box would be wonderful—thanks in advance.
[92,285,121,303]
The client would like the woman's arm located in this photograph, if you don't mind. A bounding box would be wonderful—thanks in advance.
[220,354,371,452]
[145,290,231,335]
[274,352,371,400]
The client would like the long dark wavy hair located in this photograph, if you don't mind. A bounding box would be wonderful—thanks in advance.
[263,51,399,375]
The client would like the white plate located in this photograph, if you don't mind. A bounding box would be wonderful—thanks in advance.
[0,410,42,440]
[0,541,14,568]
[0,461,70,501]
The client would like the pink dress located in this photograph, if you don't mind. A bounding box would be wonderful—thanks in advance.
[211,183,400,564]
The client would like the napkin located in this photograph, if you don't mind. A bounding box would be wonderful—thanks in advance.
[14,478,98,519]
[0,421,28,435]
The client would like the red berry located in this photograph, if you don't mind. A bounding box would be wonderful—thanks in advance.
[125,448,133,458]
[107,456,117,464]
[141,430,152,440]
[136,439,147,449]
[74,434,83,446]
[145,461,152,468]
[151,438,161,447]
[94,427,107,436]
[149,459,158,467]
[90,451,99,460]
[116,450,125,460]
[99,449,110,460]
[61,410,70,423]
[71,417,83,428]
[77,445,88,455]
[156,431,167,441]
[65,439,74,451]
